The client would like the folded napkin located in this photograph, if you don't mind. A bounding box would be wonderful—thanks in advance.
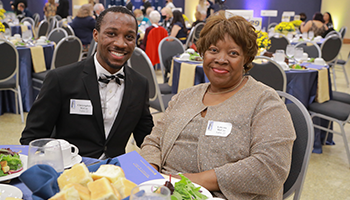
[20,25,28,33]
[30,45,46,73]
[178,62,197,92]
[315,68,330,103]
[19,157,121,200]
[168,59,175,87]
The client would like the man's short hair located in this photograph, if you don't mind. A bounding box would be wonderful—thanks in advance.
[95,6,138,33]
[93,3,104,12]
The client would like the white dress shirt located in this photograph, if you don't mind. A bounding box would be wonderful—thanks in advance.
[94,54,125,139]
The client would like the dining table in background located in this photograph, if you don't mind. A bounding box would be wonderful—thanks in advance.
[10,25,32,36]
[0,43,55,115]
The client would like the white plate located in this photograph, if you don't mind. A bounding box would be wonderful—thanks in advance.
[0,154,27,182]
[0,184,23,200]
[141,178,213,198]
[64,155,82,169]
[176,58,203,63]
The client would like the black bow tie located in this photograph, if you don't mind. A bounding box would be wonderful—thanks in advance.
[98,74,125,85]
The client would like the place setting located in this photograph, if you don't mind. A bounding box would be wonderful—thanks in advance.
[176,48,203,63]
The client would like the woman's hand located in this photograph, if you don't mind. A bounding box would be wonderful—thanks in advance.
[172,169,220,191]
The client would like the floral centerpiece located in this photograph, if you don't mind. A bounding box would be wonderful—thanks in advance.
[0,22,5,33]
[274,22,295,34]
[0,9,5,20]
[256,30,271,55]
[292,20,302,27]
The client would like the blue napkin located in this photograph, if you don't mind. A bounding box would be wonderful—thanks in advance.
[19,164,60,200]
[19,157,121,200]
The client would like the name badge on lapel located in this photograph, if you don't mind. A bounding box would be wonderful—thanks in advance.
[205,120,232,137]
[69,99,93,115]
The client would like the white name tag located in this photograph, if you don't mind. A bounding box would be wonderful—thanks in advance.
[205,120,232,137]
[69,99,93,115]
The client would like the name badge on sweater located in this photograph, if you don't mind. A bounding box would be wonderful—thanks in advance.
[205,120,232,137]
[69,99,93,115]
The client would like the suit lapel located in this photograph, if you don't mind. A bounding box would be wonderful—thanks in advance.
[106,66,133,143]
[82,57,105,135]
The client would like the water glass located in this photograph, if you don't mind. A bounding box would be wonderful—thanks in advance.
[28,138,64,172]
[130,184,171,200]
[22,30,32,44]
[294,47,304,62]
[302,32,308,40]
[275,49,285,63]
[286,45,295,59]
[308,31,314,40]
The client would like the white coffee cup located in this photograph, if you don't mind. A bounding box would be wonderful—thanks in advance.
[179,53,190,60]
[39,36,47,40]
[37,38,46,44]
[56,139,79,167]
[14,34,21,39]
[302,53,308,60]
[314,58,326,65]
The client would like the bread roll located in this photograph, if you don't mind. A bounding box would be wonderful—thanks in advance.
[48,185,80,200]
[63,183,90,200]
[88,177,121,200]
[57,163,93,189]
[91,165,125,183]
[112,177,137,199]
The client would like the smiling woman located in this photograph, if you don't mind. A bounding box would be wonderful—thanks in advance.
[141,13,296,200]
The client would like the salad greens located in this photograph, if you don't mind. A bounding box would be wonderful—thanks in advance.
[0,148,23,177]
[171,174,208,200]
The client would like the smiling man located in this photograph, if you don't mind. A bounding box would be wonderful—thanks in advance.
[20,6,154,159]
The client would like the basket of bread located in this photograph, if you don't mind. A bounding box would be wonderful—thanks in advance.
[50,163,136,200]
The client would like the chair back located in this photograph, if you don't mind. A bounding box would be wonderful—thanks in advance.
[295,41,322,58]
[87,38,97,58]
[32,13,40,27]
[47,16,58,34]
[277,91,314,200]
[185,22,205,49]
[145,26,168,66]
[321,34,342,63]
[47,27,68,44]
[339,26,347,39]
[158,36,185,83]
[2,22,11,36]
[268,34,290,53]
[55,15,62,21]
[51,36,82,69]
[20,17,35,27]
[128,47,166,112]
[0,40,19,83]
[268,22,278,30]
[324,30,341,38]
[37,20,49,37]
[61,24,74,36]
[250,56,287,92]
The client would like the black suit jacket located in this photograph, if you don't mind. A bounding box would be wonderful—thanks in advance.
[142,1,152,15]
[56,0,69,18]
[126,2,133,11]
[20,57,154,158]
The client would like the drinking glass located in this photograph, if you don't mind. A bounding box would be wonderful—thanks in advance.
[28,138,64,172]
[130,184,171,200]
[4,29,11,40]
[302,32,308,40]
[22,30,32,44]
[294,47,304,63]
[308,31,314,40]
[286,45,295,59]
[274,49,285,63]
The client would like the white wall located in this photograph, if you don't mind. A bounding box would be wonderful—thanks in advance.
[321,0,350,39]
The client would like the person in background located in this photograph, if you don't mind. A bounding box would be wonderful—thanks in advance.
[56,0,69,19]
[133,9,151,28]
[160,7,173,34]
[196,0,208,21]
[21,6,154,159]
[142,0,152,15]
[145,6,154,18]
[323,12,333,29]
[165,0,175,10]
[300,12,328,37]
[10,0,27,15]
[140,13,296,199]
[206,0,214,18]
[43,0,57,19]
[17,2,32,19]
[192,10,205,28]
[299,12,307,22]
[169,10,187,44]
[125,0,133,11]
[70,4,95,46]
[140,10,162,51]
[93,3,105,19]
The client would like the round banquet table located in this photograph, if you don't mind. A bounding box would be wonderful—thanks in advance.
[11,25,32,36]
[0,43,55,115]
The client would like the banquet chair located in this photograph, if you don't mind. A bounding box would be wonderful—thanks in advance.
[278,91,313,200]
[158,36,185,83]
[20,17,35,27]
[128,47,174,113]
[184,22,205,50]
[32,13,40,27]
[321,34,342,90]
[0,39,24,123]
[295,41,322,58]
[54,15,62,22]
[250,56,287,92]
[324,30,341,38]
[145,26,168,66]
[47,17,58,35]
[308,98,350,167]
[37,20,49,38]
[268,22,278,30]
[47,27,68,44]
[81,38,97,60]
[32,36,83,92]
[339,26,347,39]
[61,24,75,36]
[268,34,290,53]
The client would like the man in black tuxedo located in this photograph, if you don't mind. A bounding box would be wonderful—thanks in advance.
[20,6,154,159]
[142,0,152,15]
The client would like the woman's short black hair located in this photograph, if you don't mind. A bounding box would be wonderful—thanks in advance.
[95,6,138,32]
[313,12,325,23]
